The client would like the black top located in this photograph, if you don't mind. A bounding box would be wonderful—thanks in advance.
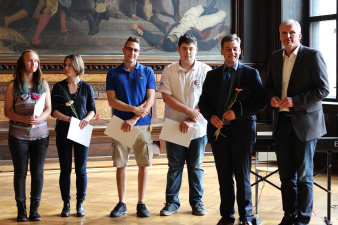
[51,79,96,134]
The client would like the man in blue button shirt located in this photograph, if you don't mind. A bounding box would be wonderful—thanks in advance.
[106,36,156,218]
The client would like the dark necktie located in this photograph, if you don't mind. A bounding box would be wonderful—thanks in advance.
[217,68,232,117]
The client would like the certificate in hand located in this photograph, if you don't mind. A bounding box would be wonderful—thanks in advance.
[159,118,195,148]
[104,116,140,148]
[67,117,93,147]
[33,92,46,117]
[31,92,46,129]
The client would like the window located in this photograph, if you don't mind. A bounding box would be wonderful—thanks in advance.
[308,0,337,100]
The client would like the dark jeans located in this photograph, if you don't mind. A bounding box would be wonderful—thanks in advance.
[56,134,89,202]
[8,135,49,202]
[211,137,254,222]
[165,136,207,208]
[275,114,317,224]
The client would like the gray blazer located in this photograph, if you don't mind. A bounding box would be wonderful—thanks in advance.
[266,45,330,141]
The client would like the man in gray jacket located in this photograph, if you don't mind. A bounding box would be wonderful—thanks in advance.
[265,19,329,225]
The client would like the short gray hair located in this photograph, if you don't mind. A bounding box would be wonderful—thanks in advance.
[280,19,301,33]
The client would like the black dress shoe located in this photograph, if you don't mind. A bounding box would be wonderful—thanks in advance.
[279,216,295,225]
[76,201,85,217]
[61,201,70,217]
[217,217,235,225]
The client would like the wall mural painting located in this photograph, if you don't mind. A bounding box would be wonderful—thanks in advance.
[0,0,231,57]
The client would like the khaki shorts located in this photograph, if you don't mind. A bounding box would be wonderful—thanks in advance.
[44,0,58,16]
[112,125,153,167]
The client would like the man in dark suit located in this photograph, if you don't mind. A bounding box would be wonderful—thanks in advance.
[265,19,329,225]
[198,34,265,225]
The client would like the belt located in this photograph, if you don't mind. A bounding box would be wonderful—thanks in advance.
[279,111,291,118]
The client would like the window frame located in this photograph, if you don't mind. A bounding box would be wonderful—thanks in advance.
[305,1,338,101]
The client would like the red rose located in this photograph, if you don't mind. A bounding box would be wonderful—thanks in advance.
[32,93,40,100]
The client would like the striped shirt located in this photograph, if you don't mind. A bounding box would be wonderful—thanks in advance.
[9,89,49,140]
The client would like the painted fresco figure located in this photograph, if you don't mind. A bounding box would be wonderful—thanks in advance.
[3,0,45,28]
[131,2,226,51]
[31,0,71,46]
[87,0,122,36]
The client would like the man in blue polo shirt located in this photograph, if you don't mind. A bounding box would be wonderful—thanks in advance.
[106,36,156,218]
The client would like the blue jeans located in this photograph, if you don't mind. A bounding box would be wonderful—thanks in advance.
[165,136,207,208]
[8,136,49,202]
[275,114,317,224]
[56,134,89,201]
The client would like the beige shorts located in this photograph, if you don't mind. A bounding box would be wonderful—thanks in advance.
[112,125,153,167]
[43,0,58,16]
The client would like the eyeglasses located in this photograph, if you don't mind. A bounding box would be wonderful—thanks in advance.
[124,47,140,53]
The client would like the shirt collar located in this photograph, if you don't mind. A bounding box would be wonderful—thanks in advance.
[223,61,239,72]
[121,61,140,71]
[178,59,197,72]
[283,45,300,58]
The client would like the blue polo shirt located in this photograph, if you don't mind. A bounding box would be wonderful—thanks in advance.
[106,62,156,125]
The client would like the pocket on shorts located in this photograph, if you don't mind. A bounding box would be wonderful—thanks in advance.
[134,126,153,166]
[111,141,116,160]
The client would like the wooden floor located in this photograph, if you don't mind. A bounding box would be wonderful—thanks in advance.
[0,156,337,225]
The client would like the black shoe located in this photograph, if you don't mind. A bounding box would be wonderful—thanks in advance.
[239,221,253,225]
[29,200,41,221]
[295,216,310,225]
[279,216,295,225]
[136,202,150,217]
[110,202,127,217]
[61,201,70,217]
[160,202,178,216]
[217,217,235,225]
[76,201,85,217]
[16,201,27,222]
[192,202,206,216]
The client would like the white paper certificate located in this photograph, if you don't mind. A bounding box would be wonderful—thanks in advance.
[31,92,46,129]
[104,116,140,148]
[33,92,46,117]
[159,118,195,148]
[67,117,93,147]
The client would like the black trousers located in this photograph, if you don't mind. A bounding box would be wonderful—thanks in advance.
[9,135,49,202]
[56,134,89,202]
[211,137,254,222]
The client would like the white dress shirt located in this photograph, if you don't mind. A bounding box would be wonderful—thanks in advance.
[280,45,300,111]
